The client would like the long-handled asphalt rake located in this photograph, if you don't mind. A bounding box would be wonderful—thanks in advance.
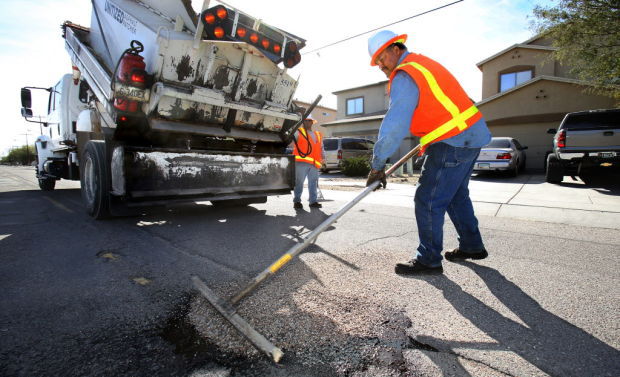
[192,143,422,362]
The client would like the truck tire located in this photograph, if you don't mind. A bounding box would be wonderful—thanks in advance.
[545,154,563,183]
[38,177,56,191]
[81,141,111,219]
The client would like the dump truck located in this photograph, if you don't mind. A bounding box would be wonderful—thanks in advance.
[20,0,314,218]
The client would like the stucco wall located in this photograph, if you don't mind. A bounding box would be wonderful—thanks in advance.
[480,48,555,99]
[327,120,380,138]
[479,80,617,125]
[336,83,388,118]
[293,101,337,136]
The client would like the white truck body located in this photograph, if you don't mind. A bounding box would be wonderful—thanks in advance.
[21,0,311,218]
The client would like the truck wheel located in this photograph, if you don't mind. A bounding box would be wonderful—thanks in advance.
[81,141,111,219]
[38,177,56,191]
[545,154,563,183]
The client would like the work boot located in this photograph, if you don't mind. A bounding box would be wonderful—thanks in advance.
[309,202,322,208]
[444,248,488,261]
[395,259,443,275]
[294,202,303,209]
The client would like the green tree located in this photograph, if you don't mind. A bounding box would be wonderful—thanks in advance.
[0,145,35,165]
[532,0,620,101]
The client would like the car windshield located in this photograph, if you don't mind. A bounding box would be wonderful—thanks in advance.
[323,139,338,151]
[342,139,371,150]
[484,139,511,148]
[562,111,619,130]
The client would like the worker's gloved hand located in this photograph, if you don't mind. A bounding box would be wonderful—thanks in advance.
[366,169,387,190]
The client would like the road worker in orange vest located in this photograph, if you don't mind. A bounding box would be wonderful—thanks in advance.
[292,114,324,209]
[365,30,492,275]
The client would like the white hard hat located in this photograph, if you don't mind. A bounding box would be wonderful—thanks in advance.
[368,30,408,66]
[304,114,317,124]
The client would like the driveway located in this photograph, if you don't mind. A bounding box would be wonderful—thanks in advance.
[318,172,620,229]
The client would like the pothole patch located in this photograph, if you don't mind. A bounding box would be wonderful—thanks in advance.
[132,277,152,286]
[97,250,121,261]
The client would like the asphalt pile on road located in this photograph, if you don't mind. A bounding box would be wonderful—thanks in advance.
[186,254,424,376]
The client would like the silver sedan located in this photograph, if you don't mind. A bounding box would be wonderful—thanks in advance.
[474,137,528,176]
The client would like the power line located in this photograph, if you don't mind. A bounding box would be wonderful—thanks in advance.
[302,0,464,55]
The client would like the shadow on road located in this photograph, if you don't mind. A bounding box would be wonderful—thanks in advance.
[0,189,384,376]
[418,263,620,376]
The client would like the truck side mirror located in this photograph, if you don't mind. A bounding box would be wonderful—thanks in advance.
[21,107,33,118]
[78,80,89,103]
[546,128,557,134]
[21,88,32,116]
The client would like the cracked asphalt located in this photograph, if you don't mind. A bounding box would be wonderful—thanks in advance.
[1,165,619,376]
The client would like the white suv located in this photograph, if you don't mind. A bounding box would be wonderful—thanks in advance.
[321,137,375,172]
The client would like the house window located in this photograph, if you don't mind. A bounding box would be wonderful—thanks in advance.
[499,70,532,92]
[346,97,364,115]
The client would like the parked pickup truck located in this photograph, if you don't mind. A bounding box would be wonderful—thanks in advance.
[546,108,620,183]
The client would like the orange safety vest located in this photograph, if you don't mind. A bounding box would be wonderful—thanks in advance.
[293,127,323,169]
[389,53,483,153]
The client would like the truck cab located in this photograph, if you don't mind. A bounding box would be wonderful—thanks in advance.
[21,74,87,190]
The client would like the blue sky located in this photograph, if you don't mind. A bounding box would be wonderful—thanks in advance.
[0,0,554,156]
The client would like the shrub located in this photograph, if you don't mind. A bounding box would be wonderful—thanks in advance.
[341,156,371,177]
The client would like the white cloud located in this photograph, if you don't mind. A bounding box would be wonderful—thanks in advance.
[0,0,546,156]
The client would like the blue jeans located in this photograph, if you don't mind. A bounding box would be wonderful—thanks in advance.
[294,162,319,203]
[414,142,485,267]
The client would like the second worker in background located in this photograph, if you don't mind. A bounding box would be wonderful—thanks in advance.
[293,114,324,210]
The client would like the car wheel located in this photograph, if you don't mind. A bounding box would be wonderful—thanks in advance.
[510,161,519,177]
[545,154,563,183]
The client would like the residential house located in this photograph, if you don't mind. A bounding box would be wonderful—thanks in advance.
[322,81,418,165]
[476,35,616,170]
[292,100,337,136]
[323,35,616,171]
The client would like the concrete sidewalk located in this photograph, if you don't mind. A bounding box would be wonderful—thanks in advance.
[317,173,620,229]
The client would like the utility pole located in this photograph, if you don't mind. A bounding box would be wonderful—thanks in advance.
[17,133,30,165]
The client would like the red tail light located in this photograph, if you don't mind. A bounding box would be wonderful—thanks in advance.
[117,52,146,89]
[261,39,270,49]
[216,7,227,19]
[273,44,281,54]
[214,26,225,38]
[556,129,566,148]
[496,152,512,160]
[284,41,301,68]
[236,27,247,38]
[130,71,145,84]
[204,12,215,24]
[337,150,342,160]
[250,33,259,44]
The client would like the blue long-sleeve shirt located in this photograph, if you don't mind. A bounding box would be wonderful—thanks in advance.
[371,52,492,170]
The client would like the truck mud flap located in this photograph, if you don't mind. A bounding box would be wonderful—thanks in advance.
[112,147,294,201]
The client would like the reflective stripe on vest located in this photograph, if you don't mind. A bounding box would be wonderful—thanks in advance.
[396,61,480,146]
[294,128,323,168]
